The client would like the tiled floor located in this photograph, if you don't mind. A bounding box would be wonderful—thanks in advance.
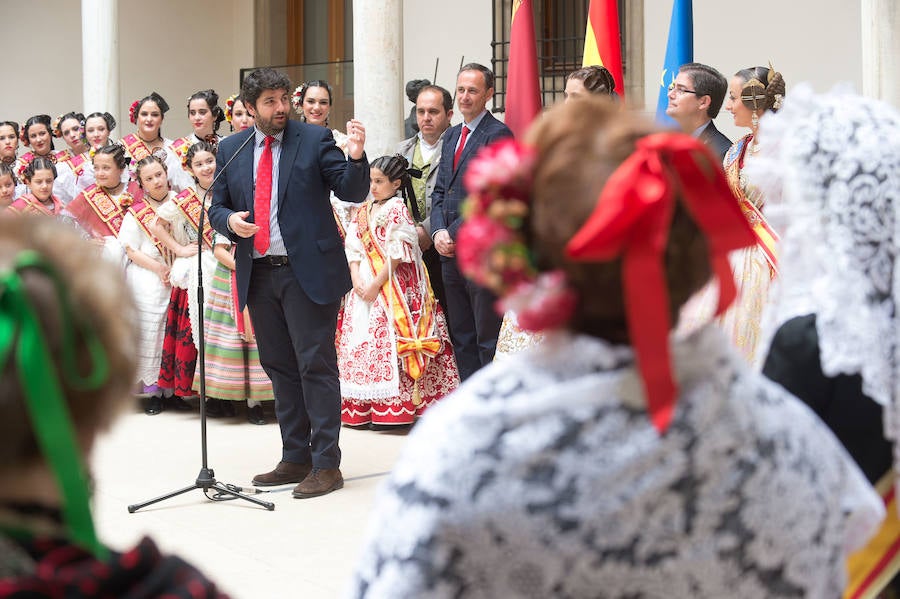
[90,407,411,598]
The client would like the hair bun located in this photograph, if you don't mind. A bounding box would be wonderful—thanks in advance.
[765,71,786,112]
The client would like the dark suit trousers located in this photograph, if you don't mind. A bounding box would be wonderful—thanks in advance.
[442,257,502,380]
[247,263,342,469]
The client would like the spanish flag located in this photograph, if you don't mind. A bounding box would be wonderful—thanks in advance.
[582,0,625,98]
[506,0,542,137]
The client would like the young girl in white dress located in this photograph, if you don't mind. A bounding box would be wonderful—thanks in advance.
[118,155,175,415]
[51,112,90,206]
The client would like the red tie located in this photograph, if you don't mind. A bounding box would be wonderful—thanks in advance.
[253,135,274,254]
[453,125,470,170]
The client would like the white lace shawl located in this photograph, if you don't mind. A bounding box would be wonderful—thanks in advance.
[347,326,882,598]
[751,85,900,446]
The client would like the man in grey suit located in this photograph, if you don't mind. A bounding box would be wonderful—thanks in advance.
[396,84,453,310]
[666,62,732,161]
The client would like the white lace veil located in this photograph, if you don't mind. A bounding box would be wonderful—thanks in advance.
[752,84,900,448]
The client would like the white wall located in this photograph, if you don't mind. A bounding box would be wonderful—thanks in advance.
[643,0,863,140]
[3,0,254,139]
[402,0,495,126]
[3,1,84,127]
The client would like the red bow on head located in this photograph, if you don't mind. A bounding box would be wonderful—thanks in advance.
[566,133,756,433]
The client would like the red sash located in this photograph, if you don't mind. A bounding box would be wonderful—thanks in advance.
[8,193,64,216]
[60,152,88,179]
[68,184,127,238]
[727,136,779,275]
[122,134,153,161]
[171,136,191,164]
[356,202,439,381]
[174,187,214,249]
[128,197,166,258]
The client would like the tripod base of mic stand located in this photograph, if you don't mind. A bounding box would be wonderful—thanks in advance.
[128,467,275,513]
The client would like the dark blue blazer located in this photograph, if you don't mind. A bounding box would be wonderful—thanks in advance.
[208,121,369,308]
[431,112,513,243]
[699,120,732,162]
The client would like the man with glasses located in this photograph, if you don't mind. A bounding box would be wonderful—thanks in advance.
[666,62,732,160]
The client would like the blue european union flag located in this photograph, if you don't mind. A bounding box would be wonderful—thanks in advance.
[655,0,693,127]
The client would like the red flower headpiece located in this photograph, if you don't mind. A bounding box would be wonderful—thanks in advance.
[566,133,757,433]
[458,138,577,332]
[128,101,141,125]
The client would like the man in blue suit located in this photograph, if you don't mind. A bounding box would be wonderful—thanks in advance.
[208,68,369,498]
[431,63,513,380]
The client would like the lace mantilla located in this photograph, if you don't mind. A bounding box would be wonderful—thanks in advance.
[751,85,900,434]
[348,326,882,598]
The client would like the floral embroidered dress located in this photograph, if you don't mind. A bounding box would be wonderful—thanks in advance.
[348,325,883,598]
[338,196,459,425]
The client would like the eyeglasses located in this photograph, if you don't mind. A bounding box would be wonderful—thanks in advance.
[668,83,698,96]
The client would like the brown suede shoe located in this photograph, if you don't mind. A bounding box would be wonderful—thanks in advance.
[292,468,344,498]
[251,461,312,486]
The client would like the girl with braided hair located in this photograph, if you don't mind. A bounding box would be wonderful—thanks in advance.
[337,154,459,427]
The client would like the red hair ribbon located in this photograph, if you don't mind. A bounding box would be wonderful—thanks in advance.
[566,132,756,433]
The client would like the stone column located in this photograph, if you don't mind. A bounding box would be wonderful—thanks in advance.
[81,0,119,120]
[861,0,899,107]
[353,0,403,156]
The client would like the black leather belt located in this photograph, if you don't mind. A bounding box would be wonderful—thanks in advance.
[253,255,290,266]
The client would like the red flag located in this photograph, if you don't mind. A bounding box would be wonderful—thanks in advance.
[506,0,542,137]
[582,0,625,98]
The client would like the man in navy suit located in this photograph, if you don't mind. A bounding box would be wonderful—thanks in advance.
[665,62,732,161]
[431,64,513,380]
[208,68,369,498]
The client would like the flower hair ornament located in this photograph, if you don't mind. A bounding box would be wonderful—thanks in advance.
[224,93,238,124]
[458,138,578,332]
[565,133,757,432]
[291,84,306,115]
[0,250,111,559]
[128,100,141,125]
[51,114,64,138]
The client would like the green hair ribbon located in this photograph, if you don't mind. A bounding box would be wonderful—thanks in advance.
[0,250,110,560]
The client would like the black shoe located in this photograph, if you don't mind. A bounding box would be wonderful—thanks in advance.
[247,404,267,425]
[221,400,236,417]
[205,398,223,417]
[166,396,193,412]
[144,396,163,415]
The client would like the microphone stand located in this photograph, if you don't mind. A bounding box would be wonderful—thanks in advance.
[129,132,273,512]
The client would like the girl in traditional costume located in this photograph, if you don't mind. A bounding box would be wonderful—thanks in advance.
[350,98,882,598]
[51,112,90,206]
[67,143,130,243]
[121,92,192,195]
[680,65,785,365]
[338,154,458,426]
[171,89,226,166]
[14,115,56,200]
[225,93,255,133]
[75,111,123,196]
[152,142,218,408]
[292,80,359,236]
[8,157,65,217]
[0,163,16,208]
[119,156,174,415]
